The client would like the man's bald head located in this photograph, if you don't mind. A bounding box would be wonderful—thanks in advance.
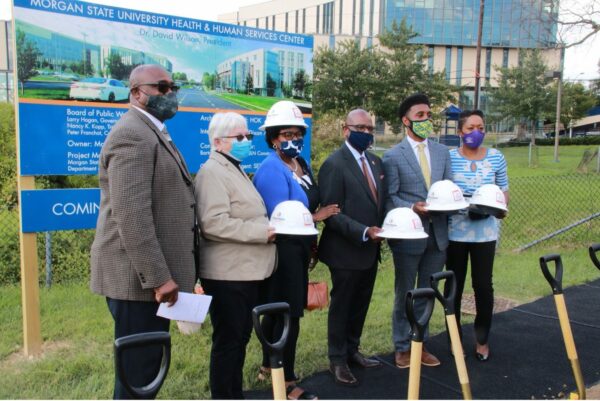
[129,64,170,90]
[345,108,371,126]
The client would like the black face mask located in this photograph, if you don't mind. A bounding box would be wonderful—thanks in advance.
[145,92,178,121]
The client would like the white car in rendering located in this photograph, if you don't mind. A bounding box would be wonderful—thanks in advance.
[70,77,130,102]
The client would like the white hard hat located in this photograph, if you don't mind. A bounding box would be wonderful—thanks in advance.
[426,180,469,212]
[176,321,202,335]
[259,100,308,130]
[377,208,429,239]
[469,184,507,217]
[270,200,318,236]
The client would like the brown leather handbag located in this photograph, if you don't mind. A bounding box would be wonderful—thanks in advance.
[306,281,329,311]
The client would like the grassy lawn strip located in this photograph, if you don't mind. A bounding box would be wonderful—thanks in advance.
[215,93,300,112]
[21,88,70,100]
[1,247,597,398]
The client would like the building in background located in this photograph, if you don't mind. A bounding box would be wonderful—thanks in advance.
[219,0,561,111]
[0,20,13,103]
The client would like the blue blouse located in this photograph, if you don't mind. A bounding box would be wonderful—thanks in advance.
[253,152,309,217]
[448,147,509,243]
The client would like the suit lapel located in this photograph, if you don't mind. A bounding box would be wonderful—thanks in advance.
[341,144,377,206]
[428,143,444,182]
[399,139,427,190]
[132,108,192,183]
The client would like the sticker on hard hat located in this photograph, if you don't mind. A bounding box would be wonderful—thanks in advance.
[303,213,312,226]
[452,190,463,201]
[412,219,423,229]
[496,193,505,204]
[293,107,302,118]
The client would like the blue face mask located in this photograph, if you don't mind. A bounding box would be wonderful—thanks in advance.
[229,140,252,161]
[348,130,374,153]
[280,138,304,158]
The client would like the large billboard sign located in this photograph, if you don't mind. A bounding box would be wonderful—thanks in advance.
[14,0,313,176]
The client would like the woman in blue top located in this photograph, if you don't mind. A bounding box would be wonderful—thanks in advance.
[254,101,339,400]
[445,110,509,362]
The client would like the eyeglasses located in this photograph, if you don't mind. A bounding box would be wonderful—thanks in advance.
[134,80,180,94]
[224,132,254,142]
[279,129,304,140]
[345,124,375,133]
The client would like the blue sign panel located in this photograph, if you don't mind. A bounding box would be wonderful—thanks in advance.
[20,189,100,232]
[18,103,312,175]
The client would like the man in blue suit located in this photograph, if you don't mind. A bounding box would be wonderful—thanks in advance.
[382,93,451,369]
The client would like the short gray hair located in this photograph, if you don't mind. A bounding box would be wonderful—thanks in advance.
[208,112,248,148]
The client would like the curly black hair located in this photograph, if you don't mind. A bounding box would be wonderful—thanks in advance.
[457,110,485,130]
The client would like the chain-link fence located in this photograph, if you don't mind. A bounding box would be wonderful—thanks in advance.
[0,173,599,285]
[499,173,600,251]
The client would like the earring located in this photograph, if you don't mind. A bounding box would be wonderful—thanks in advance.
[273,144,277,150]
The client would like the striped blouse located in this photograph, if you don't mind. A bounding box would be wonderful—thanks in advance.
[448,147,509,242]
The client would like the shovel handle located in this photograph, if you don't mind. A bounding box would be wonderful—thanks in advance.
[430,271,456,315]
[590,243,600,270]
[540,254,563,295]
[252,302,290,356]
[406,288,436,343]
[114,331,171,400]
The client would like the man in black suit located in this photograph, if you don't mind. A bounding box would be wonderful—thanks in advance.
[318,108,386,387]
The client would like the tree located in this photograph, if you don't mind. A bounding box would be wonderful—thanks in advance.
[244,73,253,94]
[545,81,597,132]
[293,69,308,98]
[202,72,216,90]
[266,73,277,96]
[374,20,455,132]
[490,49,551,142]
[534,0,600,48]
[16,29,41,94]
[312,20,455,131]
[105,53,136,80]
[172,72,188,81]
[0,103,16,209]
[313,40,386,118]
[69,60,94,77]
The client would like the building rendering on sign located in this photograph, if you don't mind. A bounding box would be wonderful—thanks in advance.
[14,20,173,79]
[219,0,561,110]
[217,47,307,96]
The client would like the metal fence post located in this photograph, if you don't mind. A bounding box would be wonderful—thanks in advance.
[45,231,52,288]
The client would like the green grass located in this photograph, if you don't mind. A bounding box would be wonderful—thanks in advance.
[215,92,305,112]
[21,88,70,100]
[501,145,596,178]
[1,247,598,398]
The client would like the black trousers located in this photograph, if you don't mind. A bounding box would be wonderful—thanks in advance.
[106,298,170,400]
[444,240,497,345]
[327,263,378,364]
[202,279,262,400]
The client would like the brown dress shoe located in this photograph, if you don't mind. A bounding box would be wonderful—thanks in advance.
[348,352,381,368]
[395,351,410,369]
[329,363,359,386]
[421,349,441,367]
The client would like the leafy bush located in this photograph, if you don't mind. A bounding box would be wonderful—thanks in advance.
[310,113,344,177]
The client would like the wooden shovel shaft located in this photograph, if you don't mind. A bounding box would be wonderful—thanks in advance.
[446,315,472,400]
[271,368,286,400]
[554,294,586,400]
[408,341,423,400]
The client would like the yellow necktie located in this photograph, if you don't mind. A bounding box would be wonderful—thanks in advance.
[417,143,431,189]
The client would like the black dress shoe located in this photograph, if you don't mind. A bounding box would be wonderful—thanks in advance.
[348,352,381,368]
[329,363,359,386]
[476,351,490,362]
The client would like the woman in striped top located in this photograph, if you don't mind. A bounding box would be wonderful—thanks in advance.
[445,110,509,362]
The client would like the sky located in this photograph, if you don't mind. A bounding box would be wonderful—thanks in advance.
[0,0,598,82]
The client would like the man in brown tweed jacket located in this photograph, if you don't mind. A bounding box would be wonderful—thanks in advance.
[90,64,197,399]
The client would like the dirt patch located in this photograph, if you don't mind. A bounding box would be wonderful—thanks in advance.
[461,293,519,315]
[2,340,71,367]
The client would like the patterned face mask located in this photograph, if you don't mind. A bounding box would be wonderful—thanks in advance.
[408,118,434,139]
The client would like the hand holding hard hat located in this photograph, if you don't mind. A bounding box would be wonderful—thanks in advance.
[425,180,469,214]
[270,200,318,235]
[468,184,508,218]
[376,208,429,239]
